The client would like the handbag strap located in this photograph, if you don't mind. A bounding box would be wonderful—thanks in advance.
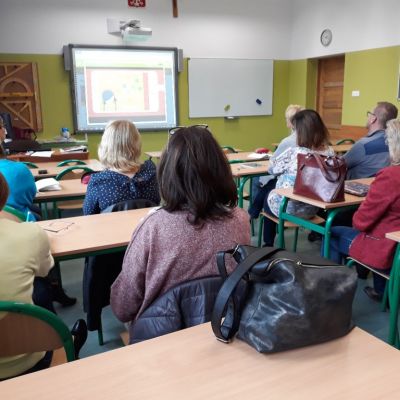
[211,247,282,343]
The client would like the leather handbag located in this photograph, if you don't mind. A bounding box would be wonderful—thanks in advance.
[293,153,347,202]
[211,246,357,353]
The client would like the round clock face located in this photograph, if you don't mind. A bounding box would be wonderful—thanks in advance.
[320,29,332,47]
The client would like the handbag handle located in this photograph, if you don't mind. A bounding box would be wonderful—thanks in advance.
[307,153,344,183]
[211,247,282,343]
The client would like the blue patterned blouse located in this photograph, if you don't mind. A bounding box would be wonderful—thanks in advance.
[83,160,160,215]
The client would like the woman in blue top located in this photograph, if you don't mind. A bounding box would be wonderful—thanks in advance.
[0,132,37,216]
[83,120,160,215]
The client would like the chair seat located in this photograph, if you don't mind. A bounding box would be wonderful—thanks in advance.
[56,200,84,210]
[260,212,325,228]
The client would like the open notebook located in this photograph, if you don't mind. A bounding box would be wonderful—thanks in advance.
[344,181,369,197]
[36,178,61,192]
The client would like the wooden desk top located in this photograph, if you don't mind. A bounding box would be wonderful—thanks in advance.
[35,179,87,202]
[226,152,270,162]
[31,160,103,179]
[8,149,89,162]
[386,231,400,243]
[231,160,270,177]
[1,323,399,399]
[145,149,244,160]
[274,178,374,210]
[36,208,152,258]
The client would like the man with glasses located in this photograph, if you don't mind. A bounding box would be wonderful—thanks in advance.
[344,101,398,179]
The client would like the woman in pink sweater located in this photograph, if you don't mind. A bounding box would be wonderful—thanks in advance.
[110,125,250,323]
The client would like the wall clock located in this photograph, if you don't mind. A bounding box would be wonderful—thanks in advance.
[320,29,333,47]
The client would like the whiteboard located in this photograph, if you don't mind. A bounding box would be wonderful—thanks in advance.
[188,58,273,118]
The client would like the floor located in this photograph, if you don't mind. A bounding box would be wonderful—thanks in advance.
[56,221,393,359]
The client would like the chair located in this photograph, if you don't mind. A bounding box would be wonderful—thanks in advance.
[57,159,87,167]
[54,166,94,218]
[221,146,237,154]
[22,161,38,169]
[335,139,355,145]
[258,211,325,250]
[1,205,26,222]
[129,276,223,344]
[346,252,400,349]
[0,301,87,374]
[83,198,157,345]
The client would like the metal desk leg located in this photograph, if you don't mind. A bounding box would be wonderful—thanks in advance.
[388,244,400,347]
[277,196,289,249]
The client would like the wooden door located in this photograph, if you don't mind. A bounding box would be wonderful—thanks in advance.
[317,56,345,141]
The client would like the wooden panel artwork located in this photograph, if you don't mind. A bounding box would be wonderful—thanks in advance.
[0,62,43,132]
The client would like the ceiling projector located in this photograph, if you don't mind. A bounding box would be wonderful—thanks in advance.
[107,18,152,40]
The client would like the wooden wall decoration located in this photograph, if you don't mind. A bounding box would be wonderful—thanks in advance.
[0,62,43,133]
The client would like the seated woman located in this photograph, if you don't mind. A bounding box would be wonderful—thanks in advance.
[263,109,333,246]
[0,118,37,218]
[83,120,160,215]
[110,125,250,326]
[249,104,304,219]
[0,172,54,380]
[327,118,400,302]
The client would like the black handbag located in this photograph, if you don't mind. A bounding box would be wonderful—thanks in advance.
[211,246,357,353]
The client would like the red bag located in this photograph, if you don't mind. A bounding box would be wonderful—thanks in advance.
[293,153,347,203]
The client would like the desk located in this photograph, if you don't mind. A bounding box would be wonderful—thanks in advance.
[8,150,89,162]
[36,208,152,261]
[31,160,103,179]
[34,179,87,204]
[145,149,245,161]
[1,323,400,399]
[275,178,373,257]
[230,161,270,207]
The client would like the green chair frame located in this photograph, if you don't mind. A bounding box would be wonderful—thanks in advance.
[57,159,87,167]
[22,161,39,169]
[346,245,400,349]
[0,301,75,362]
[55,165,93,181]
[3,205,27,222]
[335,139,355,145]
[221,146,237,154]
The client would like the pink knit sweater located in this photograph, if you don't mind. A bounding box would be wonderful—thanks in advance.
[110,207,250,322]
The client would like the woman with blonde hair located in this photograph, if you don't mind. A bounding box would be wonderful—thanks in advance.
[327,118,400,301]
[83,120,160,215]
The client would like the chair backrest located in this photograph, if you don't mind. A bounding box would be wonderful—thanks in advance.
[0,301,75,361]
[335,138,355,145]
[55,166,94,181]
[102,198,157,214]
[129,276,223,344]
[221,146,237,154]
[22,161,39,169]
[2,205,26,222]
[57,159,87,167]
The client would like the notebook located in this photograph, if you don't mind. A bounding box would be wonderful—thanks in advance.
[36,178,61,192]
[344,181,369,197]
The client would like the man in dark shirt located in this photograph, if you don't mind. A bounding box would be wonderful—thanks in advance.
[344,101,398,179]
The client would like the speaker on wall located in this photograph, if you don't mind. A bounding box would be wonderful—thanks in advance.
[63,45,71,71]
[177,48,183,72]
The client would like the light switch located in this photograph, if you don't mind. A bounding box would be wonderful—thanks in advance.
[352,90,360,97]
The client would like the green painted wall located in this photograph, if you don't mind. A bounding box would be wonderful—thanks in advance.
[342,46,400,126]
[0,54,291,156]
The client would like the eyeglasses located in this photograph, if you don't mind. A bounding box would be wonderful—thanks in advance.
[168,124,208,136]
[367,111,376,117]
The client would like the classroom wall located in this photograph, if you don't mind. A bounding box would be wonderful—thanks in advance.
[290,0,400,59]
[342,46,400,126]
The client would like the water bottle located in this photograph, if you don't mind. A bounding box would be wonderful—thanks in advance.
[61,127,71,139]
[26,211,36,222]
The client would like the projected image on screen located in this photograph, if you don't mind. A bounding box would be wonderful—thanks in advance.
[69,45,178,132]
